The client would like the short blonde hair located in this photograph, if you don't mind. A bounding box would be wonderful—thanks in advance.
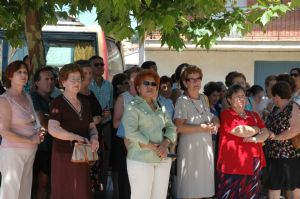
[180,65,203,90]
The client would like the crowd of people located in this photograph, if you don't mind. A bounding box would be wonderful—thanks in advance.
[0,56,300,199]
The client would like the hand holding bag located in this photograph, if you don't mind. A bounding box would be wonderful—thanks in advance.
[71,142,99,163]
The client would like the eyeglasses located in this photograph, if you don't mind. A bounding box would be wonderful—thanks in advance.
[234,95,246,100]
[290,73,299,77]
[68,78,82,83]
[186,77,202,83]
[94,63,105,67]
[142,81,157,87]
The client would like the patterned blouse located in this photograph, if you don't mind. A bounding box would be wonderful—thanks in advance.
[265,101,300,159]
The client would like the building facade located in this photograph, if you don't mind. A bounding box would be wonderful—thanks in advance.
[144,0,300,87]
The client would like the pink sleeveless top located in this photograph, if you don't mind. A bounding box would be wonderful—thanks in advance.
[1,93,38,149]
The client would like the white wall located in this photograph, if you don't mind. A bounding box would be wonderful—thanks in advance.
[145,49,300,87]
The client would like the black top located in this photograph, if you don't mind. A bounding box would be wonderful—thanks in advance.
[30,91,53,152]
[78,91,103,135]
[78,91,102,118]
[0,84,5,94]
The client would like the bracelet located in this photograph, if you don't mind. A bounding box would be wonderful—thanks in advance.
[164,137,171,143]
[90,133,98,139]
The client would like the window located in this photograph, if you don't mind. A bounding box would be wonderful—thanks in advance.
[45,40,95,67]
[106,39,124,80]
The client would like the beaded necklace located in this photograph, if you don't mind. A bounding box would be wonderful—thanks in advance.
[187,94,212,123]
[62,95,83,120]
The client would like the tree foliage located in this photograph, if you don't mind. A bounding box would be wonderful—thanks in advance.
[96,0,300,50]
[0,0,299,69]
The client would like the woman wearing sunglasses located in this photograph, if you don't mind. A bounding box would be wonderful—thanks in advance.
[174,66,220,199]
[122,70,177,199]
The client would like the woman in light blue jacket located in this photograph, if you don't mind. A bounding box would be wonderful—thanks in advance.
[122,70,177,199]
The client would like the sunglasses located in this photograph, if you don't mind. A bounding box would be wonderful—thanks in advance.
[142,81,157,87]
[94,63,105,67]
[290,73,299,77]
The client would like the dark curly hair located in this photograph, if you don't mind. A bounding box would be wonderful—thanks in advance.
[225,71,246,87]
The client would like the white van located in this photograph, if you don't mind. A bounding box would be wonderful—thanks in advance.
[0,19,124,80]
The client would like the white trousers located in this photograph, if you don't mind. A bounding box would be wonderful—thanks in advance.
[0,147,37,199]
[127,158,172,199]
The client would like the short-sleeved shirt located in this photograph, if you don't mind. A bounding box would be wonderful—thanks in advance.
[89,79,113,124]
[50,95,93,154]
[217,108,266,175]
[89,79,113,109]
[158,95,175,119]
[174,95,214,124]
[30,91,53,152]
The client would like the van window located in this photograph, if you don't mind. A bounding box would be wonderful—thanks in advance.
[106,39,123,80]
[45,41,96,67]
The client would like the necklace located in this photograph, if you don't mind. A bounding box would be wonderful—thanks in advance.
[187,94,212,123]
[237,111,247,119]
[63,95,83,120]
[187,95,210,117]
[189,97,202,115]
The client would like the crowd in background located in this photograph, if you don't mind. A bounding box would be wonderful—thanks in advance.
[0,56,300,199]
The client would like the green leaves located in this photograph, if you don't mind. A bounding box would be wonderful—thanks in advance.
[93,0,295,50]
[0,0,296,51]
[161,15,175,33]
[247,2,291,28]
[260,10,272,25]
[290,0,300,8]
[144,0,152,7]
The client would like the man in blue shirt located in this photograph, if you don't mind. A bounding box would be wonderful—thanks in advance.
[89,55,113,197]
